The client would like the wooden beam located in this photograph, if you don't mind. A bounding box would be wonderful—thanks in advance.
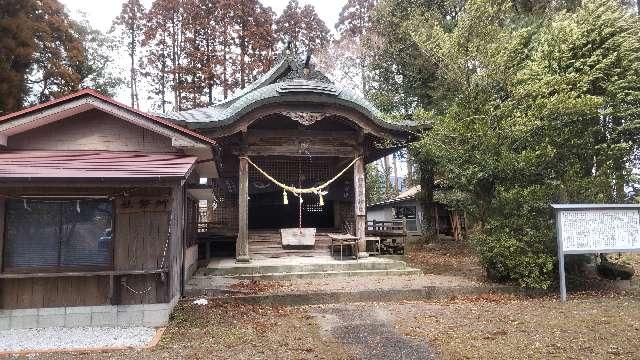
[204,103,401,140]
[236,156,250,262]
[0,269,168,279]
[243,145,357,157]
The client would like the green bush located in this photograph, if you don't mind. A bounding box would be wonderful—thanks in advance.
[472,231,555,289]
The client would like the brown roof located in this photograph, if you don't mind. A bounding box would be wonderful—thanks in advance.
[0,89,216,146]
[0,151,198,180]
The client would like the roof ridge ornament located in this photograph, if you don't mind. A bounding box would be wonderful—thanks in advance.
[277,48,333,84]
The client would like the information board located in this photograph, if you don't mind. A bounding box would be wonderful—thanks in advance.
[552,204,640,301]
[558,209,640,253]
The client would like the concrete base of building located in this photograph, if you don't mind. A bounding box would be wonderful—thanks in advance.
[0,296,179,330]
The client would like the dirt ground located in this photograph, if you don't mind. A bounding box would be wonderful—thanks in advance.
[30,302,353,360]
[405,237,487,281]
[22,292,640,360]
[12,241,640,360]
[388,293,640,360]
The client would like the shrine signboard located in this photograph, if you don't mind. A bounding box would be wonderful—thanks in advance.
[552,204,640,301]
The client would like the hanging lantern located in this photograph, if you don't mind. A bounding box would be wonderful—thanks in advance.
[283,189,288,205]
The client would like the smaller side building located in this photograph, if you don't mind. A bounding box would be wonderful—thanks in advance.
[0,90,217,330]
[367,185,459,238]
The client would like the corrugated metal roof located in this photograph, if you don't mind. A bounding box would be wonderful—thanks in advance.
[368,185,422,208]
[0,151,198,180]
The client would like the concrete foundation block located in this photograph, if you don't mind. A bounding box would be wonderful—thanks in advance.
[143,309,170,327]
[38,307,66,316]
[10,315,38,329]
[143,303,169,311]
[117,304,144,313]
[66,306,93,314]
[0,316,9,331]
[11,308,38,316]
[38,314,66,327]
[64,313,91,327]
[91,311,117,327]
[117,310,143,327]
[90,305,117,313]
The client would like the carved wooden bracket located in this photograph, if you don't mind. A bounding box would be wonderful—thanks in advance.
[282,111,330,125]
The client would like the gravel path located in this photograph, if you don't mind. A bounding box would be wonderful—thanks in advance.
[0,327,157,353]
[311,304,434,360]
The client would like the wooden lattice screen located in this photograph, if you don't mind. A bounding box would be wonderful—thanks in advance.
[208,156,355,231]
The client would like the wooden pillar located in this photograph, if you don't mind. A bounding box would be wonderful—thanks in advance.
[236,156,250,262]
[0,197,4,272]
[354,156,368,258]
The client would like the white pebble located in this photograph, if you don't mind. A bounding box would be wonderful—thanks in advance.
[0,326,157,352]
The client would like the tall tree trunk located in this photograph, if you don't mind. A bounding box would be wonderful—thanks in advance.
[206,36,213,105]
[130,27,136,108]
[418,160,437,241]
[239,31,246,89]
[160,51,166,113]
[392,153,399,193]
[383,156,391,196]
[406,152,413,188]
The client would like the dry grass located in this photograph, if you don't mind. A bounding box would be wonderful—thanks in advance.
[390,293,640,360]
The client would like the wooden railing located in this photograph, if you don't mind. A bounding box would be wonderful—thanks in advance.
[366,219,407,236]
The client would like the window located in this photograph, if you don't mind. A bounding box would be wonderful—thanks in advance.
[3,199,113,272]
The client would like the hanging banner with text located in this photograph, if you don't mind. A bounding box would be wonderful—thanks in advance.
[552,204,640,301]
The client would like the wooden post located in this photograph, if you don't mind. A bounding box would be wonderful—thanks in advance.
[354,156,368,258]
[434,206,440,237]
[0,197,4,272]
[236,156,250,262]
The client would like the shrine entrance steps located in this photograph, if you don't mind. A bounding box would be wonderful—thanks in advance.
[185,256,421,296]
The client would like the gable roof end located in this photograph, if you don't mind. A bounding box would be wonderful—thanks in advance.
[0,89,216,147]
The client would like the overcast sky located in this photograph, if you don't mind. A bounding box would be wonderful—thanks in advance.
[60,0,346,34]
[59,0,346,108]
[59,0,406,178]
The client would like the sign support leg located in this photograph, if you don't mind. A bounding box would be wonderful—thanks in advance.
[559,253,566,302]
[555,210,566,302]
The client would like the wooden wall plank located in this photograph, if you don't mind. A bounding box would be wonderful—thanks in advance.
[7,109,176,153]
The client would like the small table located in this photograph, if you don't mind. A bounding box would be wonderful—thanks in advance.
[328,233,359,260]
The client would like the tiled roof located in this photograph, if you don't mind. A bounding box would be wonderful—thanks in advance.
[158,55,421,134]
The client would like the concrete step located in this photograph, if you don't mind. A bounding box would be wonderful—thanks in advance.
[196,258,410,276]
[187,268,422,290]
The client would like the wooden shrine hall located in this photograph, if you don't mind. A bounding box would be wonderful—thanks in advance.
[162,51,422,262]
[0,51,422,331]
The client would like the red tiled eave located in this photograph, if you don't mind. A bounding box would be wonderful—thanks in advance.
[0,150,198,180]
[0,89,215,146]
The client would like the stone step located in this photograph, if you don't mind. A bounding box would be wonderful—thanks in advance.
[197,259,410,276]
[187,268,422,288]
